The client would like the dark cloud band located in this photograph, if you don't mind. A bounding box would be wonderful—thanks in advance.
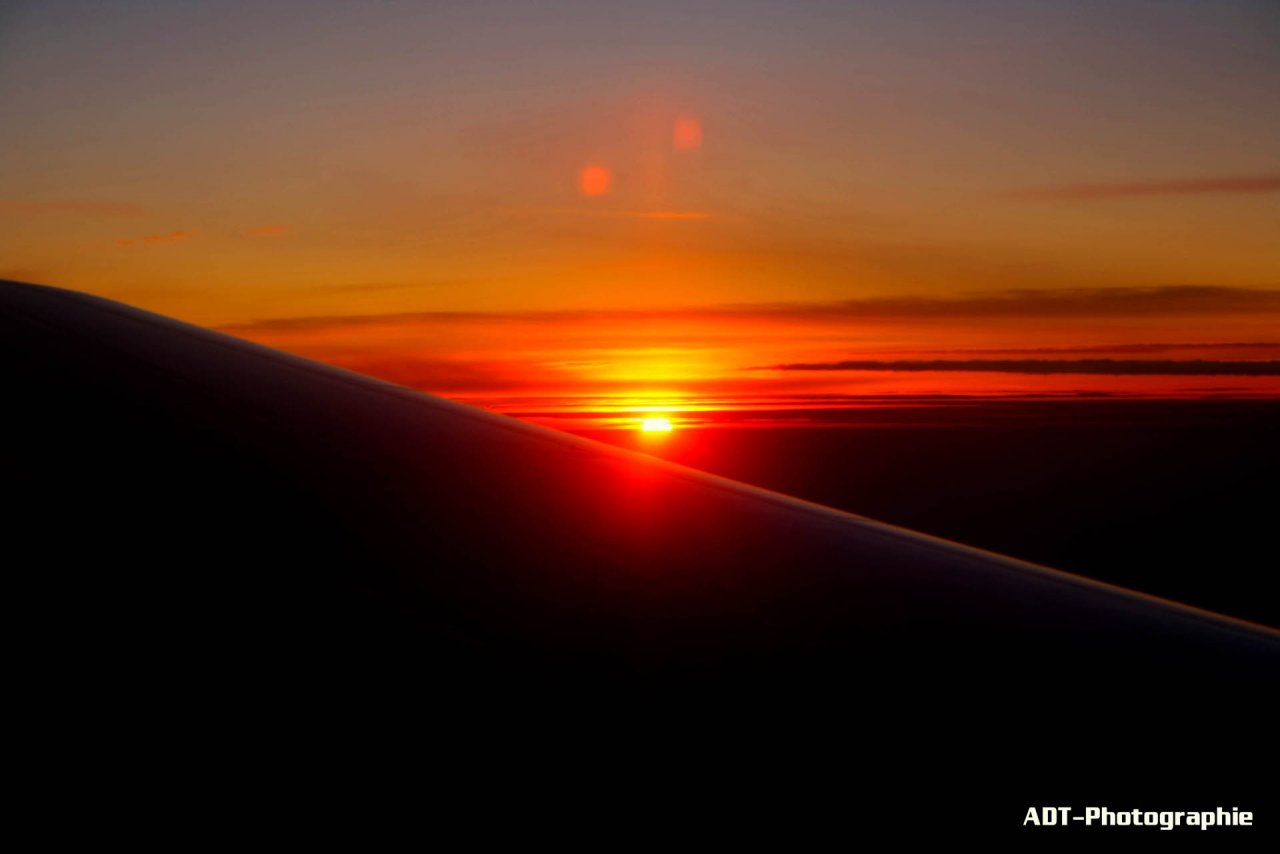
[220,285,1280,334]
[757,360,1280,376]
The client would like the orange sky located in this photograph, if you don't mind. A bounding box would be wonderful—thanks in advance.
[2,1,1278,417]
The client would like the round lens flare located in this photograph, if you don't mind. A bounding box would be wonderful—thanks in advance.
[640,417,674,433]
[673,117,702,150]
[578,164,612,196]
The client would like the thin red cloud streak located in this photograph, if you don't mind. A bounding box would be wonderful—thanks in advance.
[117,230,196,247]
[1010,175,1280,200]
[219,286,1280,335]
[630,211,710,220]
[757,359,1280,376]
[0,200,145,218]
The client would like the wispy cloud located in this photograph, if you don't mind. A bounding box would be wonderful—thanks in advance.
[756,359,1280,376]
[0,200,145,218]
[334,356,541,392]
[626,211,711,220]
[116,230,196,247]
[516,207,712,221]
[911,342,1280,356]
[1009,175,1280,200]
[318,279,474,294]
[741,286,1280,319]
[219,286,1280,334]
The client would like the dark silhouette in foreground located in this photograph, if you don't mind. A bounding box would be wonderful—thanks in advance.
[4,281,1275,838]
[578,399,1280,629]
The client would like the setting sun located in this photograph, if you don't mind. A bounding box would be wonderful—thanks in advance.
[640,417,674,433]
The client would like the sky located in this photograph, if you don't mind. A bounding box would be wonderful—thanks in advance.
[3,0,1279,421]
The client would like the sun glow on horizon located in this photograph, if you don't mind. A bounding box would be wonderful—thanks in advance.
[640,416,674,433]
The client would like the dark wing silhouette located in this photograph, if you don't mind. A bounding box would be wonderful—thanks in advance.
[4,280,1274,834]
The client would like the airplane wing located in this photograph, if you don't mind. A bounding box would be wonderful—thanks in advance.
[4,279,1275,834]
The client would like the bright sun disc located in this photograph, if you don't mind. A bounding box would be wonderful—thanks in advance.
[640,417,673,432]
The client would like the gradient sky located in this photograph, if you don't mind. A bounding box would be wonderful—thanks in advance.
[3,0,1279,415]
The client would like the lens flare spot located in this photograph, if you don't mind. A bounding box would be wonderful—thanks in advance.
[673,117,702,150]
[640,416,674,433]
[578,164,612,196]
